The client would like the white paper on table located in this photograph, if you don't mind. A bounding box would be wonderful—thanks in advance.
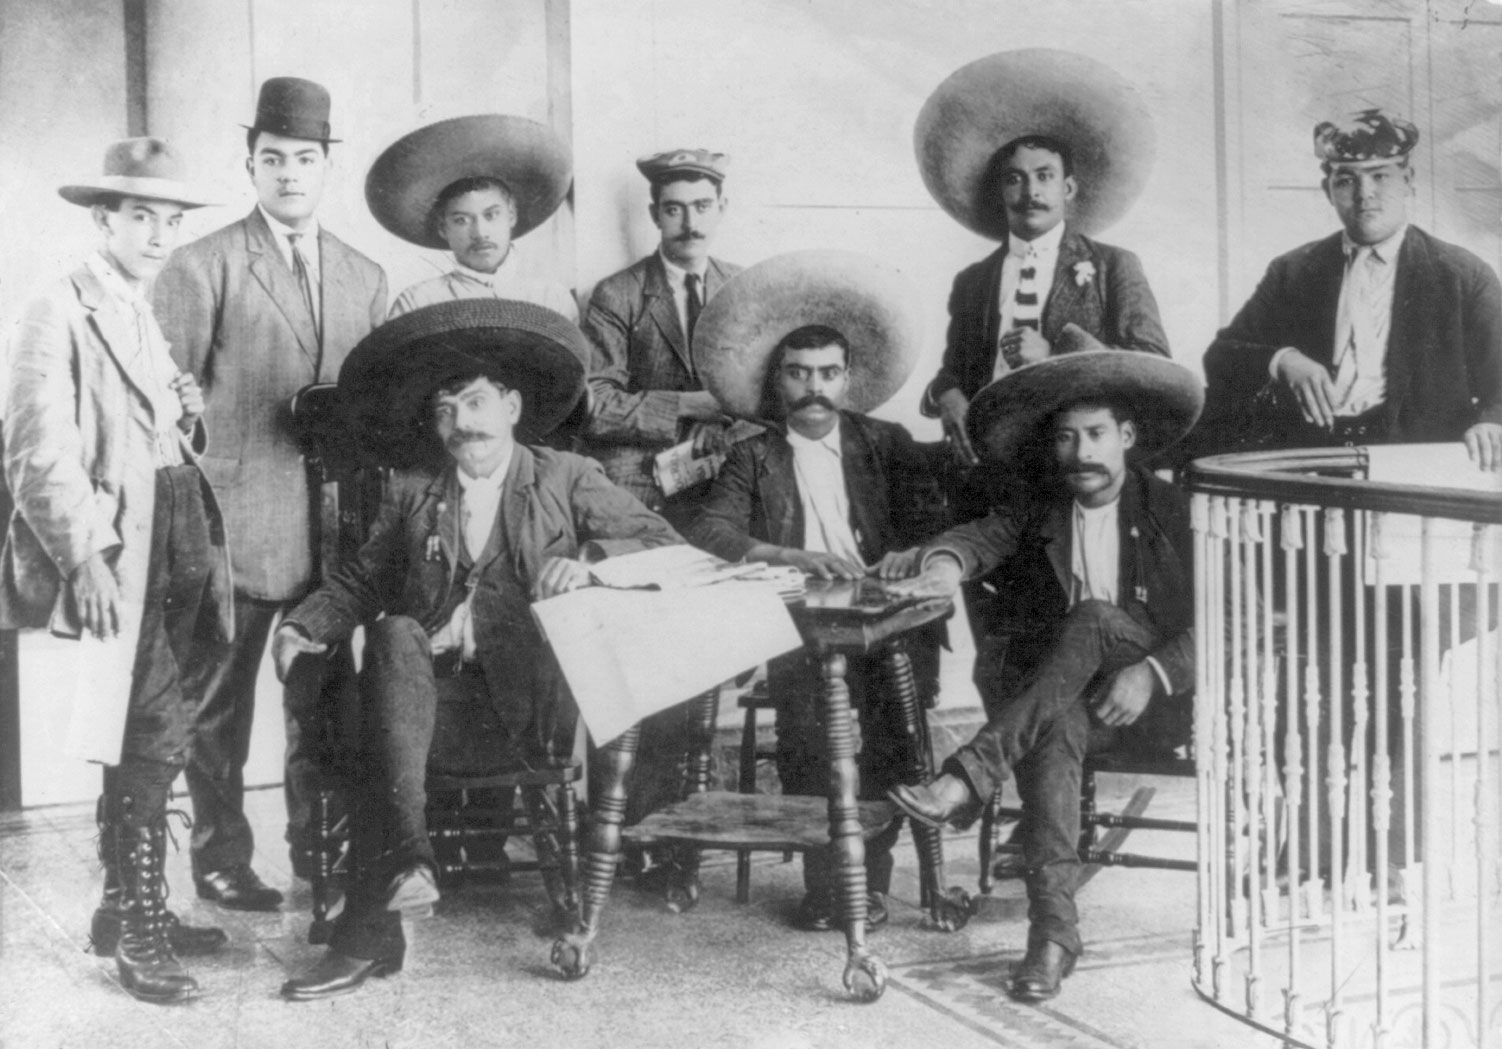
[1363,444,1501,586]
[531,581,802,743]
[62,603,143,766]
[588,544,759,589]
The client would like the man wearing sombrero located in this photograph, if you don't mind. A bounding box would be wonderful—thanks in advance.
[883,349,1202,1002]
[155,77,388,912]
[268,299,682,1000]
[2,139,232,1002]
[689,251,947,932]
[368,114,577,321]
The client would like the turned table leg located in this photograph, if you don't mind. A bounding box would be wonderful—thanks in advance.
[665,687,720,912]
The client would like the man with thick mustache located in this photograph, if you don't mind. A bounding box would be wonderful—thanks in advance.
[884,351,1202,1003]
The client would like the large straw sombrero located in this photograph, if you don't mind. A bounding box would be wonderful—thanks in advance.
[693,250,923,420]
[914,49,1155,240]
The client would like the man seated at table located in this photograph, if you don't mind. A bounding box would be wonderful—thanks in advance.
[882,346,1201,1002]
[269,299,683,1000]
[688,253,947,931]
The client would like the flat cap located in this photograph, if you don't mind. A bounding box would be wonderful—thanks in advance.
[1314,108,1419,167]
[635,148,730,183]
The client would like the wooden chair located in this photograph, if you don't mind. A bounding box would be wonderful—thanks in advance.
[734,681,794,903]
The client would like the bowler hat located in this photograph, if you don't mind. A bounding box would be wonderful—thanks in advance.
[243,77,339,144]
[59,137,214,209]
[365,115,573,249]
[694,250,922,420]
[339,299,587,467]
[914,49,1155,240]
[965,347,1203,465]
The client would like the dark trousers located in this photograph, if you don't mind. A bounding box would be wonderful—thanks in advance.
[949,601,1179,956]
[113,465,216,819]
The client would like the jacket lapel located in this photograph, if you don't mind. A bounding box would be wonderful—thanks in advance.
[1039,498,1072,598]
[1042,229,1089,339]
[499,446,538,581]
[243,209,320,369]
[763,434,802,548]
[431,471,461,574]
[1116,472,1143,603]
[979,245,1007,381]
[1383,228,1429,427]
[74,267,159,410]
[839,416,884,561]
[1305,233,1348,368]
[643,254,692,375]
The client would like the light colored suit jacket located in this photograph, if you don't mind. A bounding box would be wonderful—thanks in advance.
[154,208,387,601]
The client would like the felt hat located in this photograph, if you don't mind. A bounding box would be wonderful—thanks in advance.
[914,49,1155,240]
[1313,108,1419,169]
[636,148,730,184]
[58,137,214,209]
[243,76,338,143]
[365,114,573,249]
[965,343,1203,465]
[693,250,922,420]
[339,298,588,467]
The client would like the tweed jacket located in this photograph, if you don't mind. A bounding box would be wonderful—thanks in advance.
[922,228,1169,413]
[1,265,234,715]
[1199,225,1502,449]
[153,207,388,601]
[580,252,741,499]
[922,466,1194,695]
[286,446,681,740]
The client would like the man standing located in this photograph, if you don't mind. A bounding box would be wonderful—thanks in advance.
[366,114,577,320]
[154,77,388,909]
[269,299,683,1000]
[689,252,946,930]
[2,139,233,1002]
[884,351,1203,1003]
[1198,108,1502,469]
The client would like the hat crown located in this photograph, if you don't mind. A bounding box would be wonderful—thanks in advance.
[101,137,187,183]
[251,76,334,142]
[636,148,730,182]
[1313,108,1418,165]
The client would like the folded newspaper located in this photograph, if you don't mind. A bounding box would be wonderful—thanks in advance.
[652,420,764,497]
[588,545,765,589]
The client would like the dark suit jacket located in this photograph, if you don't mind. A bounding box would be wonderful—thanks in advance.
[154,208,388,601]
[580,252,741,503]
[1199,225,1502,450]
[923,228,1169,413]
[922,466,1193,697]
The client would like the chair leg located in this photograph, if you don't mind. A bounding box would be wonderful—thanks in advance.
[559,781,581,917]
[308,787,342,945]
[1077,765,1099,860]
[736,699,758,904]
[978,790,1001,896]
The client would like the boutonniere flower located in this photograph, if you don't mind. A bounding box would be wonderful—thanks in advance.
[1072,261,1096,287]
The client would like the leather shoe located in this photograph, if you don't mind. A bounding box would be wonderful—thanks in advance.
[280,948,402,1001]
[1009,938,1078,1002]
[888,779,982,831]
[384,863,439,918]
[194,865,283,911]
[90,906,227,957]
[793,890,888,933]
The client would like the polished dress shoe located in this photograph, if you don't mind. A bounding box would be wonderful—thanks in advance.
[280,948,402,1001]
[793,890,888,933]
[384,863,439,918]
[1009,938,1078,1002]
[888,778,982,831]
[194,865,283,912]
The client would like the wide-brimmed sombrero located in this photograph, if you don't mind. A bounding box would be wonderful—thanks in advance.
[339,298,587,467]
[59,137,215,209]
[365,114,573,249]
[693,250,923,421]
[966,345,1203,465]
[914,49,1155,240]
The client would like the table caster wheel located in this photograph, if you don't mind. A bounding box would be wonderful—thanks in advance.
[550,932,594,980]
[843,949,888,1002]
[923,886,973,932]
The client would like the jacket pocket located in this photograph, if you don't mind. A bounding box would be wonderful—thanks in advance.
[198,455,244,491]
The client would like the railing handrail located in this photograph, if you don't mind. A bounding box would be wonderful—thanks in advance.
[1186,448,1502,524]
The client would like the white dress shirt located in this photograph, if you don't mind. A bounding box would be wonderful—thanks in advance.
[997,221,1066,337]
[1330,225,1404,416]
[785,422,863,567]
[658,250,708,340]
[433,450,514,661]
[258,204,321,282]
[1069,499,1119,606]
[387,246,580,322]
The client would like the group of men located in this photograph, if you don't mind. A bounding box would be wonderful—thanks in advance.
[2,45,1499,1011]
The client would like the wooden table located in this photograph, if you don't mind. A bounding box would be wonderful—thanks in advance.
[549,580,970,1001]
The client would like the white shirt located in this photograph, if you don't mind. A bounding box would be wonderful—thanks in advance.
[997,221,1066,334]
[258,204,322,283]
[658,249,708,340]
[1331,225,1404,416]
[785,422,863,567]
[1069,499,1119,606]
[387,246,580,322]
[435,449,515,661]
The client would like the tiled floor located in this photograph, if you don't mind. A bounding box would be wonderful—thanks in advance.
[0,773,1279,1049]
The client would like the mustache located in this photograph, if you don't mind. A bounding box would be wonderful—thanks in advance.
[788,394,838,413]
[1062,462,1110,477]
[467,241,499,250]
[446,429,497,448]
[674,231,707,242]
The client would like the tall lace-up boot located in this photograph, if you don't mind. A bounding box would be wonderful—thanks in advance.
[113,796,201,1003]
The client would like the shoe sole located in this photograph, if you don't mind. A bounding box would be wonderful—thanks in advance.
[280,960,401,1001]
[120,981,202,1004]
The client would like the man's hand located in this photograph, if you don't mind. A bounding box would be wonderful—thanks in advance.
[998,326,1050,369]
[1273,349,1337,430]
[272,624,327,683]
[777,548,865,581]
[70,552,121,639]
[882,554,963,599]
[1094,660,1157,727]
[534,556,593,599]
[868,548,921,580]
[1463,422,1502,472]
[679,390,729,423]
[686,419,731,457]
[935,388,978,468]
[171,372,204,433]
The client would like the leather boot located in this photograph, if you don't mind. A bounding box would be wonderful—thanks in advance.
[114,798,200,1003]
[89,795,227,957]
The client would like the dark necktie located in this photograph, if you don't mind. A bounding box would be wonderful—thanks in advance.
[288,232,322,347]
[684,272,704,341]
[1011,247,1041,332]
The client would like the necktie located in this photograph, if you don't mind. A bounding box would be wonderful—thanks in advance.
[1011,245,1042,332]
[1333,247,1378,407]
[288,232,322,347]
[684,271,704,341]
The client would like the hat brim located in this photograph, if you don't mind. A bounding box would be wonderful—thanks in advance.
[339,299,587,468]
[365,115,572,250]
[914,49,1155,240]
[966,351,1204,465]
[58,175,214,209]
[694,250,923,421]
